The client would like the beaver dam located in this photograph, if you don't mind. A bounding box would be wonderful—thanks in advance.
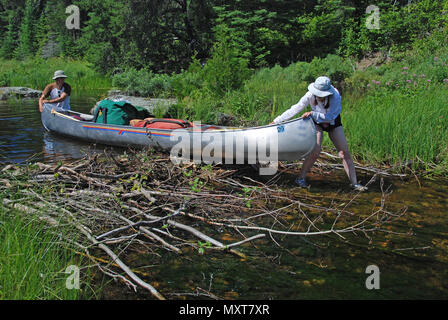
[2,149,447,300]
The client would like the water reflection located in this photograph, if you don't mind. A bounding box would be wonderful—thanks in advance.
[42,131,91,162]
[0,91,110,164]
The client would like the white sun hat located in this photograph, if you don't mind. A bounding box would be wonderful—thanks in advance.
[52,70,68,80]
[308,76,335,97]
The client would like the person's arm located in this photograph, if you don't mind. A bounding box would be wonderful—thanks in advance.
[38,84,52,112]
[273,93,311,124]
[45,92,68,104]
[42,84,71,104]
[311,90,342,123]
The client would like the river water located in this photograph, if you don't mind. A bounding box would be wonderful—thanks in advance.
[1,93,447,299]
[0,91,114,164]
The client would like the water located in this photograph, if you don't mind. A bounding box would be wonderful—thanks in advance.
[1,94,447,299]
[0,91,111,164]
[97,171,448,300]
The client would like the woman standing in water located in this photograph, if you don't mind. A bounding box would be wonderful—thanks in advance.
[272,76,367,191]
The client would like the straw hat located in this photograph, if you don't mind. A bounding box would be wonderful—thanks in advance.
[52,70,68,80]
[308,76,335,97]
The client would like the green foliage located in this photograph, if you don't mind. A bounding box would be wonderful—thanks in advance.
[112,68,173,97]
[0,206,89,299]
[298,0,356,58]
[189,177,205,193]
[171,57,204,98]
[121,0,215,73]
[172,25,252,99]
[301,54,354,84]
[201,25,251,97]
[339,0,447,57]
[15,0,38,59]
[73,0,128,72]
[0,57,111,90]
[1,0,447,75]
[197,240,211,255]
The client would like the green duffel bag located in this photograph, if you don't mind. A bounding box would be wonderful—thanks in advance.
[93,99,151,125]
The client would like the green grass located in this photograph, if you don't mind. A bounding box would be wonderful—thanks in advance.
[342,85,448,172]
[0,205,91,300]
[0,58,112,91]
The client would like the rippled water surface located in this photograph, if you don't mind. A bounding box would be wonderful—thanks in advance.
[0,91,111,164]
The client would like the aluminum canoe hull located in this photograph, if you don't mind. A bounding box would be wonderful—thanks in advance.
[41,105,317,162]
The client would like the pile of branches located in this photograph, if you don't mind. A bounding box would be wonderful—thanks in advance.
[0,149,408,299]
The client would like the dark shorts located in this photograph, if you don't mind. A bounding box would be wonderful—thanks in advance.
[313,114,342,132]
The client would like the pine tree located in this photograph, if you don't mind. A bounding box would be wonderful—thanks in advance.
[0,11,20,59]
[15,0,37,59]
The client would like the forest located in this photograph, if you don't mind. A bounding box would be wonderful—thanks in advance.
[1,0,446,73]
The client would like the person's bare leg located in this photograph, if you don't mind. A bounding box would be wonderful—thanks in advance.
[328,126,357,185]
[298,127,323,179]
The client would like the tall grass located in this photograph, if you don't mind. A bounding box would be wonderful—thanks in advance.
[0,206,91,300]
[342,86,448,170]
[0,58,112,91]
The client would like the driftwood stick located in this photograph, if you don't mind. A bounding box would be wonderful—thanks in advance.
[2,198,59,226]
[160,214,246,258]
[96,209,181,241]
[107,204,182,253]
[211,234,266,249]
[21,192,166,300]
[97,264,138,292]
[82,227,166,300]
[64,199,181,253]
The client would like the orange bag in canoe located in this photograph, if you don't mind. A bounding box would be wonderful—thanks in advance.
[130,118,193,130]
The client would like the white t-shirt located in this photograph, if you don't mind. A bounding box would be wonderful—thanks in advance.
[49,86,71,111]
[273,87,342,125]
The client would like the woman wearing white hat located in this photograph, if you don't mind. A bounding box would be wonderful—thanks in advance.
[38,70,71,112]
[272,76,367,191]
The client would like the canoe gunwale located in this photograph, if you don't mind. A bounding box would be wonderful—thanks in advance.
[42,105,317,161]
[44,105,310,133]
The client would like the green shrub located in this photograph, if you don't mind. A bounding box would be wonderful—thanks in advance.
[200,25,252,97]
[112,68,173,97]
[171,57,204,98]
[301,54,354,85]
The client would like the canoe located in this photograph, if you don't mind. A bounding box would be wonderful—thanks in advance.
[41,104,317,165]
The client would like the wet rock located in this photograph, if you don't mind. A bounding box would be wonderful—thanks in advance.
[0,87,42,100]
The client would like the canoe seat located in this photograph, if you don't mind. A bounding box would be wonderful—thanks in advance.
[71,114,95,121]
